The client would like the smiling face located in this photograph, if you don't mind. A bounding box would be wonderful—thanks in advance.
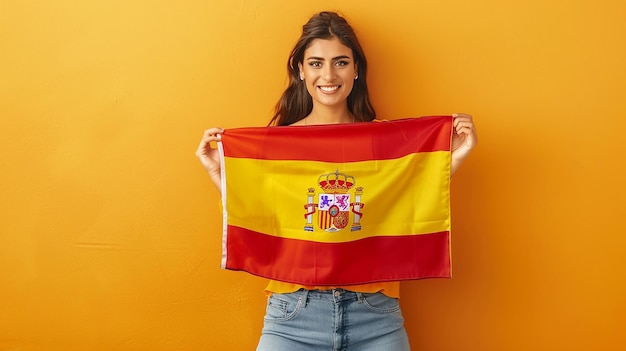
[298,37,358,112]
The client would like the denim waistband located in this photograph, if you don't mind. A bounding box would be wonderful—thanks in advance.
[299,288,364,303]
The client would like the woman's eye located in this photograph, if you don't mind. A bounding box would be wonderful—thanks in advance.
[336,60,349,67]
[309,61,322,68]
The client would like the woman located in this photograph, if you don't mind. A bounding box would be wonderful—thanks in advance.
[196,11,477,351]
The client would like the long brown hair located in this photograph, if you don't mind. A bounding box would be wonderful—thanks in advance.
[268,11,376,126]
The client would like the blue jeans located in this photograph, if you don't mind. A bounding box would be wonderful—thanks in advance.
[257,288,411,351]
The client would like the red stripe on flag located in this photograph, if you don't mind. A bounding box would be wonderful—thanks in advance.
[221,116,452,162]
[224,225,451,285]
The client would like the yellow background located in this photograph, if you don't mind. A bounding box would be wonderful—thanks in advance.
[1,0,624,350]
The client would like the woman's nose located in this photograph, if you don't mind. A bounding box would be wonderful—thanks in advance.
[322,65,334,80]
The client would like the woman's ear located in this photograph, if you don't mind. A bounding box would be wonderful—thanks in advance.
[297,62,304,80]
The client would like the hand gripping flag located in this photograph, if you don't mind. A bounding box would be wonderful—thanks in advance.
[217,116,453,285]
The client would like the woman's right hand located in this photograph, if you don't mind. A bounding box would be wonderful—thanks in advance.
[195,127,225,190]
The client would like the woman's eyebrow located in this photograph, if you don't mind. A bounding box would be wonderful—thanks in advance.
[306,55,352,61]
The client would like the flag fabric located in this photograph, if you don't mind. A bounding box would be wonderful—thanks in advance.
[217,116,453,286]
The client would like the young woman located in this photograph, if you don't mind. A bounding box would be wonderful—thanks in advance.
[196,11,477,351]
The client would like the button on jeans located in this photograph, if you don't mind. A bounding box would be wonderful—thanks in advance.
[256,288,411,351]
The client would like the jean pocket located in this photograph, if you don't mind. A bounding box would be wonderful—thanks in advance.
[361,292,401,314]
[264,292,305,321]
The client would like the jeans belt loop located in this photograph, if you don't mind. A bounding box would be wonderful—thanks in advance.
[356,292,364,304]
[299,288,310,308]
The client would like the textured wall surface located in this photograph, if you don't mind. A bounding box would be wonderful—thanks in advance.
[1,0,625,349]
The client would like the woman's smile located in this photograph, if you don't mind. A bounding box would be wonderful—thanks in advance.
[318,85,341,93]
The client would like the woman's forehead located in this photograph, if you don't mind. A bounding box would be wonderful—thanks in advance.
[305,37,353,59]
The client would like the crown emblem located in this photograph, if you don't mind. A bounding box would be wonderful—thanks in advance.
[318,170,355,194]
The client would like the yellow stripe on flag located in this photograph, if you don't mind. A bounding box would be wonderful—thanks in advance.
[224,151,450,243]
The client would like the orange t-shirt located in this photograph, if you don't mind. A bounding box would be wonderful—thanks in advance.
[265,280,400,298]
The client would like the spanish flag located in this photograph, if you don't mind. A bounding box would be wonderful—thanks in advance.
[218,116,452,285]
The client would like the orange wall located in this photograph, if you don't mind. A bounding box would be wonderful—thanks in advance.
[1,0,625,350]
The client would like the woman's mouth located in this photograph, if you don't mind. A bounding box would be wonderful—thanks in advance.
[318,85,340,93]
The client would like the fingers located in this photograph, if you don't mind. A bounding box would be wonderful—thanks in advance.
[202,127,225,140]
[200,128,225,145]
[196,127,225,158]
[452,113,476,135]
[452,113,472,128]
[451,113,477,148]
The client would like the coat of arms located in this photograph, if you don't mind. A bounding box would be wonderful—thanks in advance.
[304,170,364,232]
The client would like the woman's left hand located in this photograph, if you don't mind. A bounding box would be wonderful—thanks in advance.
[451,113,477,175]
